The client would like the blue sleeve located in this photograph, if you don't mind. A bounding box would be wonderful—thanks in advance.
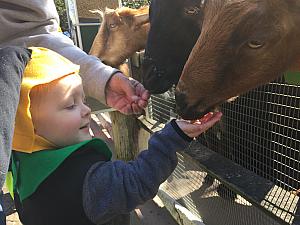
[82,122,190,224]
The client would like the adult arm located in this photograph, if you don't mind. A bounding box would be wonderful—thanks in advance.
[0,47,31,189]
[0,0,149,112]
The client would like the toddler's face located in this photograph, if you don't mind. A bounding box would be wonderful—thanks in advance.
[30,74,92,147]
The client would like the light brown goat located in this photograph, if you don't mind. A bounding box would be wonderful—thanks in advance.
[88,6,150,150]
[89,6,149,68]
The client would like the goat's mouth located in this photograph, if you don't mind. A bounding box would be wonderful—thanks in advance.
[176,96,237,120]
[175,94,222,120]
[176,105,215,120]
[142,67,174,94]
[142,55,174,94]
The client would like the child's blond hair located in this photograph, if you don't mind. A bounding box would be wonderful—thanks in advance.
[29,75,79,123]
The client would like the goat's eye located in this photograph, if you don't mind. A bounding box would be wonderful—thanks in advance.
[247,40,264,49]
[108,23,117,29]
[185,7,199,15]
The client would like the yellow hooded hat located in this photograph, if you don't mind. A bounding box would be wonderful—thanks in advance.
[13,47,80,153]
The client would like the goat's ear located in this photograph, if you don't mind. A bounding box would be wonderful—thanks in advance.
[89,9,104,21]
[133,13,149,27]
[105,7,116,14]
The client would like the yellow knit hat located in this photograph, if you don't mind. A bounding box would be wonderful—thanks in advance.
[13,47,80,153]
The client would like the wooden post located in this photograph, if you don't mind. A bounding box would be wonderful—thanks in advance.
[109,111,140,161]
[109,52,145,161]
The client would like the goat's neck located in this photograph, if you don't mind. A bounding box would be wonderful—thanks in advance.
[89,22,108,57]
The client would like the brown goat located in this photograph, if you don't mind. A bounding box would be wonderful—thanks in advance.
[89,6,149,68]
[175,0,300,120]
[88,6,150,154]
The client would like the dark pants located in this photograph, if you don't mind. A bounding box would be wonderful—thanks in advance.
[0,192,6,225]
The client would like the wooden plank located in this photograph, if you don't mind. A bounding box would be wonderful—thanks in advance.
[137,115,165,134]
[86,97,114,113]
[157,190,206,225]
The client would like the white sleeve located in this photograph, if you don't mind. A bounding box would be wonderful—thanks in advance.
[0,0,119,103]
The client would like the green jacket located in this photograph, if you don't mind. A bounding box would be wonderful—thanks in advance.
[12,138,111,201]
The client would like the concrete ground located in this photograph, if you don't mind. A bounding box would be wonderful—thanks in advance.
[131,196,178,225]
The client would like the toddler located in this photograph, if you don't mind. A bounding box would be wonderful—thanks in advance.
[12,47,222,225]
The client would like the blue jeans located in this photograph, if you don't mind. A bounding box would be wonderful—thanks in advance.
[0,192,6,225]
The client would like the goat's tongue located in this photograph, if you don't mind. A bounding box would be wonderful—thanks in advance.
[190,112,213,124]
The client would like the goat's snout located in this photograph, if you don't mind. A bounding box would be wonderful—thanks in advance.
[175,91,191,118]
[175,90,208,120]
[142,56,170,94]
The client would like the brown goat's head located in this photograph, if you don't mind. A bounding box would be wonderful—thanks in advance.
[89,6,150,67]
[176,0,300,120]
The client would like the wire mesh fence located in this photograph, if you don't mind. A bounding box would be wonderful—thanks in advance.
[160,150,286,225]
[201,77,300,191]
[148,76,300,225]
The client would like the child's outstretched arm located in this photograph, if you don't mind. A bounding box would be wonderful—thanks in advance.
[83,112,222,224]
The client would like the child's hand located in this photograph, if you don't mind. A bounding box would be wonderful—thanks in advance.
[176,112,222,138]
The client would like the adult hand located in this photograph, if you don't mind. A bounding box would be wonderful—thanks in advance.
[176,112,222,138]
[105,72,150,115]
